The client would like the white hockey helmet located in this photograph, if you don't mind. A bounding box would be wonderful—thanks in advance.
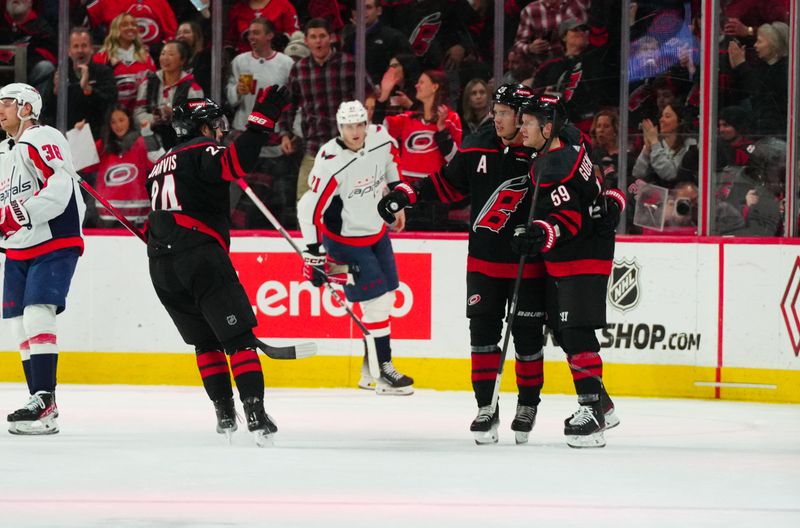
[336,100,368,129]
[0,83,42,121]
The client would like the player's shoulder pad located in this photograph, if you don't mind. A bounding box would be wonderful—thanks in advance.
[366,124,397,150]
[459,125,497,151]
[20,125,67,149]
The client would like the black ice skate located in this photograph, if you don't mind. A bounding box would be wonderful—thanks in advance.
[375,361,414,396]
[213,397,238,443]
[357,355,376,391]
[7,391,59,435]
[242,396,278,447]
[470,405,499,445]
[600,387,620,430]
[510,404,538,445]
[564,402,606,448]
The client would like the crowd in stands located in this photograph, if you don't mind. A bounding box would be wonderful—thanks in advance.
[0,0,793,236]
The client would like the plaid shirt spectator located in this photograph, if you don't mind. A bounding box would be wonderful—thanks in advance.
[279,51,370,156]
[512,0,589,67]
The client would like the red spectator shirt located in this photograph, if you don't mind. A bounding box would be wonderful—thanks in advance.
[87,0,177,45]
[513,0,589,65]
[93,50,157,112]
[94,136,153,224]
[385,110,462,182]
[225,0,301,54]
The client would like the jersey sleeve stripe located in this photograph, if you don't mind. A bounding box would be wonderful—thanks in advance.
[220,152,236,181]
[430,171,465,204]
[313,177,338,243]
[551,210,582,235]
[225,142,247,178]
[26,144,54,179]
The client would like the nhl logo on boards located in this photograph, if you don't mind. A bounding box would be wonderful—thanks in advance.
[608,259,641,313]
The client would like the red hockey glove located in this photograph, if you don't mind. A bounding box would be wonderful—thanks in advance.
[377,183,417,223]
[511,220,556,256]
[0,200,31,238]
[247,84,290,133]
[302,245,349,287]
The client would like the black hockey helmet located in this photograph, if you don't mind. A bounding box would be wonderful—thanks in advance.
[492,83,535,111]
[519,94,566,131]
[172,98,229,139]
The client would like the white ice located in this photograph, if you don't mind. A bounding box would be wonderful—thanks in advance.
[1,384,798,528]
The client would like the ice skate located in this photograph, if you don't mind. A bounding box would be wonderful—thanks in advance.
[242,396,277,447]
[600,387,620,430]
[7,392,59,435]
[510,404,537,445]
[470,405,499,445]
[213,397,238,443]
[357,355,376,390]
[375,361,413,396]
[564,402,606,448]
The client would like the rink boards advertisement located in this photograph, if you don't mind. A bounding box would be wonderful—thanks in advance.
[1,234,798,402]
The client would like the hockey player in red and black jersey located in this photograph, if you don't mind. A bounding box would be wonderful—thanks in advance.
[378,84,548,444]
[512,95,625,448]
[145,87,315,447]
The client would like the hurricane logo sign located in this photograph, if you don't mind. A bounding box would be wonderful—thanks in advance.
[405,131,437,154]
[134,17,160,43]
[473,175,528,233]
[408,12,442,57]
[104,164,138,186]
[608,259,641,312]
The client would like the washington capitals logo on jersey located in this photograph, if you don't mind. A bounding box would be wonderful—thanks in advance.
[408,12,442,57]
[608,259,641,312]
[473,175,529,233]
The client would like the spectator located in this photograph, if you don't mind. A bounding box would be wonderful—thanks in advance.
[501,50,536,87]
[225,0,300,55]
[92,104,164,226]
[532,17,611,132]
[41,27,118,139]
[86,0,178,54]
[717,106,753,170]
[513,0,590,69]
[728,21,789,138]
[461,78,492,135]
[134,40,203,150]
[589,108,623,190]
[93,12,157,112]
[630,103,698,192]
[176,20,211,95]
[283,30,310,61]
[306,0,345,37]
[721,0,789,42]
[0,0,56,92]
[278,18,369,202]
[227,17,295,229]
[375,52,421,121]
[342,0,412,85]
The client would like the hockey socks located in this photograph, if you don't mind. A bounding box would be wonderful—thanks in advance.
[196,350,233,401]
[20,339,33,394]
[471,345,501,407]
[29,334,58,393]
[230,348,264,401]
[567,351,603,400]
[515,349,543,406]
[374,335,391,364]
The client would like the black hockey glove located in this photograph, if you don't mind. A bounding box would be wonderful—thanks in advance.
[247,84,290,133]
[593,188,626,238]
[377,183,417,224]
[302,244,349,287]
[511,220,556,256]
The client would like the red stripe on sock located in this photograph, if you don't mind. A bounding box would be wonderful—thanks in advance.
[232,361,263,377]
[472,371,499,382]
[515,360,544,387]
[568,352,603,381]
[471,353,500,371]
[516,374,544,387]
[199,364,231,378]
[29,333,57,345]
[230,349,259,367]
[196,351,228,368]
[364,320,390,331]
[20,340,30,351]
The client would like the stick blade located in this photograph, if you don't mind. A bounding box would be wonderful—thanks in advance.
[364,334,380,378]
[257,341,317,360]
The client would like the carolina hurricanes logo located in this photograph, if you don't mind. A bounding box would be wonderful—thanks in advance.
[105,164,139,186]
[473,175,529,233]
[468,294,481,306]
[131,10,160,43]
[116,76,137,101]
[408,12,442,57]
[405,131,437,154]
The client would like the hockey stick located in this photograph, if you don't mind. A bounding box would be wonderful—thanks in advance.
[235,178,381,377]
[67,169,148,243]
[489,120,559,415]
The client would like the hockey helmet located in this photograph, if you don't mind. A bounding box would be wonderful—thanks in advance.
[171,98,229,139]
[0,82,42,120]
[336,100,368,129]
[492,83,535,111]
[519,94,565,130]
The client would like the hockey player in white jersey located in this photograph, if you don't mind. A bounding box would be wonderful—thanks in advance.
[297,100,414,395]
[0,83,86,435]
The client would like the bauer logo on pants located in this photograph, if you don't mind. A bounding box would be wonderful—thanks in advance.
[608,258,641,313]
[233,252,432,339]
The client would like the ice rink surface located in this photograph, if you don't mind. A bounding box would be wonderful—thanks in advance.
[1,383,798,528]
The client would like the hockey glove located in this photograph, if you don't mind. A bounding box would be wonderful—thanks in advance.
[377,183,417,224]
[511,220,556,256]
[302,245,350,287]
[247,84,290,133]
[0,200,32,238]
[593,188,626,238]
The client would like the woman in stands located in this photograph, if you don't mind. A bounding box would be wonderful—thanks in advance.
[176,20,211,95]
[461,78,492,136]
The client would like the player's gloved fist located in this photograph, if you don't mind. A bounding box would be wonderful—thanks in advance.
[0,200,31,238]
[302,244,328,287]
[377,183,417,224]
[593,188,626,238]
[247,84,290,133]
[511,220,556,256]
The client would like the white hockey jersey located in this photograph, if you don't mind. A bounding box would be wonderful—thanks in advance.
[226,51,294,132]
[0,125,86,260]
[297,124,400,248]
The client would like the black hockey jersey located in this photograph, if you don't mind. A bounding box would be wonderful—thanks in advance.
[145,130,266,256]
[530,124,611,278]
[414,125,544,279]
